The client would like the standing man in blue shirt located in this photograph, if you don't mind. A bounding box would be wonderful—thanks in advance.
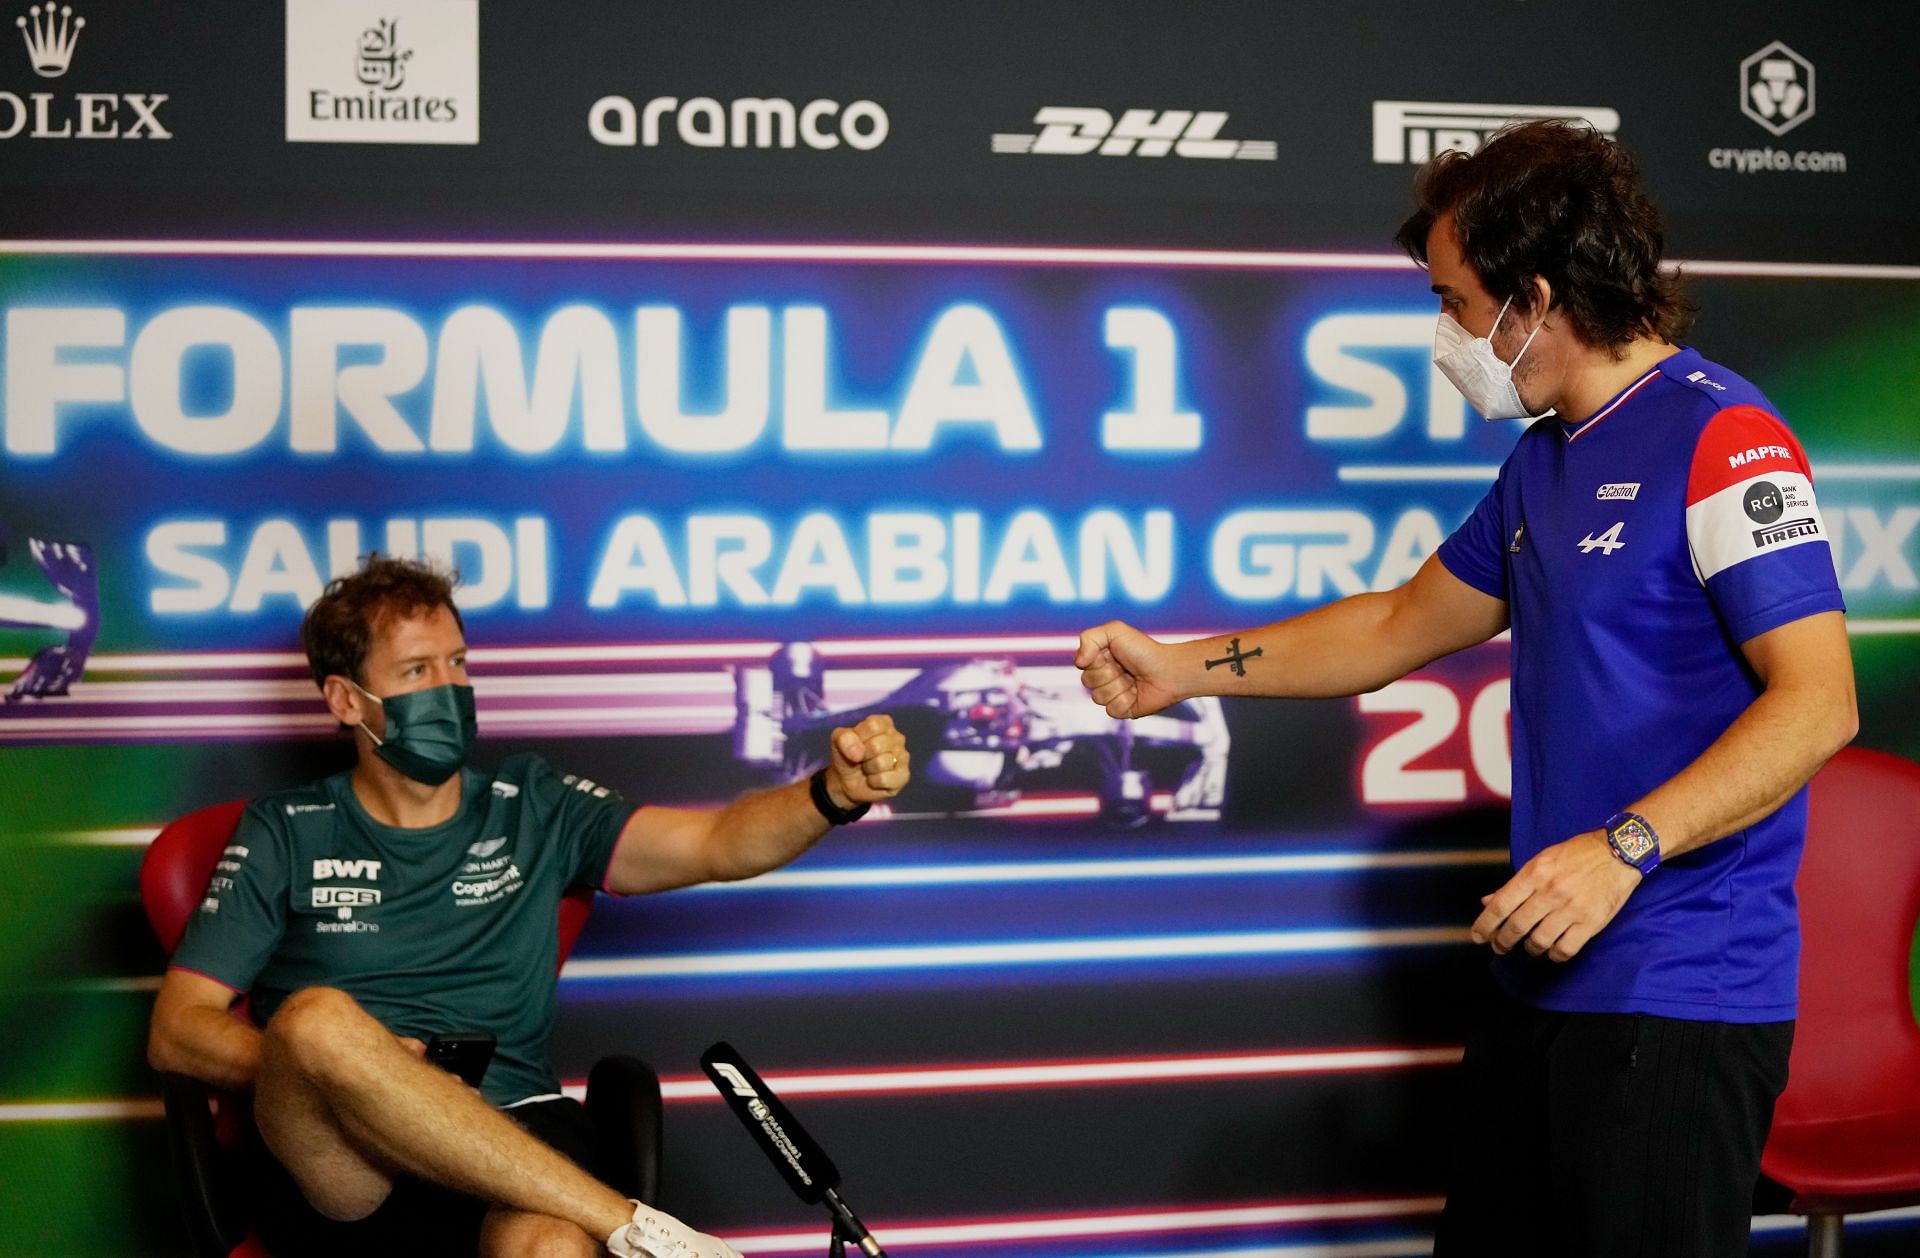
[1074,121,1856,1257]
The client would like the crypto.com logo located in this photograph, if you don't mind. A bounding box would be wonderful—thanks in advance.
[1741,41,1814,136]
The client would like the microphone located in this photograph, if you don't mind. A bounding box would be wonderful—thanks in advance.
[700,1042,889,1258]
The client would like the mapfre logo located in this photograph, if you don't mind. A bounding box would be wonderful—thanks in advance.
[285,0,477,145]
[1371,101,1618,164]
[2,4,172,140]
[993,107,1275,159]
[1742,41,1814,136]
[590,94,889,151]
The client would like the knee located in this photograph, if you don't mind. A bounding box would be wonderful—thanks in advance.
[263,986,370,1077]
[483,1212,598,1258]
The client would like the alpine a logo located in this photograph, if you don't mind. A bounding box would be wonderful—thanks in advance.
[1371,100,1618,164]
[993,107,1276,159]
[1754,518,1820,548]
[1578,522,1627,555]
[591,95,889,150]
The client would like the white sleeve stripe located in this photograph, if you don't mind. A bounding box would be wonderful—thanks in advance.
[1686,471,1828,583]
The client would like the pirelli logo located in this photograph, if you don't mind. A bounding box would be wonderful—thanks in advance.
[1754,518,1821,548]
[1371,100,1620,164]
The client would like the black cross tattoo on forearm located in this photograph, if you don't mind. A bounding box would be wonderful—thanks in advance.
[1203,637,1263,677]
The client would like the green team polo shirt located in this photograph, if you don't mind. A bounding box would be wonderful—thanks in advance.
[170,753,634,1105]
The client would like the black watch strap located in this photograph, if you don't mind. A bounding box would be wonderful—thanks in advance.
[809,767,871,825]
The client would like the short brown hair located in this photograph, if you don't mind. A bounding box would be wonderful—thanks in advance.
[1393,119,1694,354]
[300,554,464,689]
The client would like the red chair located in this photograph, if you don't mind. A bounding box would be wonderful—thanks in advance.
[139,800,662,1258]
[1759,747,1920,1256]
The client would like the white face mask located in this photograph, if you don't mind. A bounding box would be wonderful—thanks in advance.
[1433,296,1546,421]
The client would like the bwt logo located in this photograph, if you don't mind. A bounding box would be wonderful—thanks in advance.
[1371,101,1619,164]
[1741,41,1814,136]
[993,107,1276,159]
[314,858,382,881]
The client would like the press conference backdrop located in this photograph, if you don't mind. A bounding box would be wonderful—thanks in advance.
[2,3,1917,1256]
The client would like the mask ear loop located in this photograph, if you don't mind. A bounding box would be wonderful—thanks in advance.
[348,679,387,747]
[1508,304,1546,369]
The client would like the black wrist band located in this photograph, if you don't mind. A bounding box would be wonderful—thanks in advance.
[809,767,871,825]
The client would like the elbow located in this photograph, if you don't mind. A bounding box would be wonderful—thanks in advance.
[147,1019,182,1075]
[1830,690,1860,758]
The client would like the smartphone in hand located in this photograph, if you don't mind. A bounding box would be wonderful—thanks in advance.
[424,1032,496,1088]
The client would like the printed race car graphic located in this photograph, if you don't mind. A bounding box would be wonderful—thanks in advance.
[0,528,99,705]
[733,643,1230,826]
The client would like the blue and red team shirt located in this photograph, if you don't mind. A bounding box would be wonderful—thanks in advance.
[1436,346,1845,1022]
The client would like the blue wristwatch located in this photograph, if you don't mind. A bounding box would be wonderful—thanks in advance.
[1603,810,1661,874]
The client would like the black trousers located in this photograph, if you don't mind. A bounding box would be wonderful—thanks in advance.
[250,1096,598,1257]
[1434,987,1792,1258]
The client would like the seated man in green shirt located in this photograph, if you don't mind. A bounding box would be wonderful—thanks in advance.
[149,555,913,1258]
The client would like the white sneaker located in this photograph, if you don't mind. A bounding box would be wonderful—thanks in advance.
[605,1200,744,1258]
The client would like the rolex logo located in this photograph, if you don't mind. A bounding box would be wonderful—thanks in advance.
[15,3,81,78]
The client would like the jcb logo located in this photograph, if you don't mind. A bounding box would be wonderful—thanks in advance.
[313,887,381,908]
[313,859,383,881]
[993,107,1276,160]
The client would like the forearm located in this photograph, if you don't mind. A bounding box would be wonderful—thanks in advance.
[1629,684,1856,860]
[1177,591,1451,701]
[701,777,835,882]
[149,998,263,1091]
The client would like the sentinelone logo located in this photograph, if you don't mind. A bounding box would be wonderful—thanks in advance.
[1371,101,1618,164]
[285,0,477,145]
[1708,41,1844,175]
[2,4,170,139]
[993,107,1276,159]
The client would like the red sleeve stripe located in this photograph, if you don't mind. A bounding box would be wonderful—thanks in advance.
[1687,405,1812,505]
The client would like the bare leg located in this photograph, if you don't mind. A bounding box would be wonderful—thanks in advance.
[481,1208,600,1258]
[255,986,631,1240]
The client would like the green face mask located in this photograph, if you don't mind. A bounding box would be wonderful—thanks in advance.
[352,680,477,786]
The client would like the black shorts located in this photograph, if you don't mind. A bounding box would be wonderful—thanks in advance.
[249,1096,597,1258]
[1433,985,1793,1258]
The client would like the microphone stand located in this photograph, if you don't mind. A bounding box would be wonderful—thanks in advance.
[822,1188,885,1258]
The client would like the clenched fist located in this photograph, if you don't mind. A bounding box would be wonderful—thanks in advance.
[826,713,912,808]
[1075,621,1185,719]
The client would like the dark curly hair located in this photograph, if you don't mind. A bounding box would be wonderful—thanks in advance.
[300,554,464,690]
[1393,119,1694,355]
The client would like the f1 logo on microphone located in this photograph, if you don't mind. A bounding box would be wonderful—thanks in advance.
[713,1062,760,1097]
